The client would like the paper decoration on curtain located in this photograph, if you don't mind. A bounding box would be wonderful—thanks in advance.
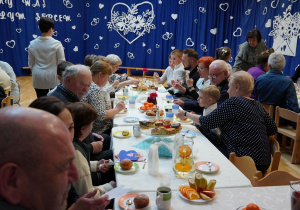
[107,1,156,44]
[270,6,300,56]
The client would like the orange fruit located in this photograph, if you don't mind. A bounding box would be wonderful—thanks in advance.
[175,163,192,172]
[246,203,260,210]
[179,145,192,157]
[187,191,200,200]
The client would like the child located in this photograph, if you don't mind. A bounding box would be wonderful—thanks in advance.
[153,49,186,88]
[215,46,232,75]
[198,85,221,136]
[68,102,116,197]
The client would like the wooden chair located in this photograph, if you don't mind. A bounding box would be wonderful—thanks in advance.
[1,95,13,108]
[260,103,274,118]
[229,152,262,186]
[274,106,300,163]
[267,136,281,173]
[255,170,300,187]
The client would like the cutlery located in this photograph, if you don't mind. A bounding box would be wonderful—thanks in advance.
[207,161,212,171]
[142,158,148,169]
[124,199,132,210]
[182,130,190,137]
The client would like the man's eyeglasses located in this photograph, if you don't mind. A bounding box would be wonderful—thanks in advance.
[208,70,225,79]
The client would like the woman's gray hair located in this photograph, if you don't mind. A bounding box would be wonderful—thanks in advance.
[268,52,286,70]
[62,64,90,82]
[229,71,254,94]
[106,54,122,65]
[209,60,229,73]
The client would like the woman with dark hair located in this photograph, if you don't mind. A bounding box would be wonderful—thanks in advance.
[233,29,268,72]
[28,17,65,98]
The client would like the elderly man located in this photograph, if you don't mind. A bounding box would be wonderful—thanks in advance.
[255,52,300,113]
[49,65,113,164]
[181,48,200,87]
[0,107,110,210]
[174,60,229,114]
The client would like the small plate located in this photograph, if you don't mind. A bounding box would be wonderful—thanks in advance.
[175,118,192,123]
[118,193,151,210]
[180,130,196,138]
[113,131,132,138]
[124,117,139,123]
[178,192,214,203]
[117,95,129,99]
[195,161,220,173]
[114,163,139,174]
[236,205,266,210]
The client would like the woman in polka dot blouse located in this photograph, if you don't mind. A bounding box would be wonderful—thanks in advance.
[176,71,277,173]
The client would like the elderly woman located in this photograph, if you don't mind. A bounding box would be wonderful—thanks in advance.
[83,61,125,135]
[106,54,139,85]
[233,29,268,72]
[176,71,277,173]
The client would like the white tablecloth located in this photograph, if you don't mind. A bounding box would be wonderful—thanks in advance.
[114,185,291,210]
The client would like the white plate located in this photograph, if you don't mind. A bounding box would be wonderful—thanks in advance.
[178,192,214,203]
[114,163,139,174]
[113,131,132,138]
[123,117,139,123]
[180,130,196,138]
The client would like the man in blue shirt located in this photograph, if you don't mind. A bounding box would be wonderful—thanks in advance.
[255,52,300,113]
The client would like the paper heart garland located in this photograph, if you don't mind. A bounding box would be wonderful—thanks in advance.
[162,32,173,40]
[127,52,135,59]
[108,2,156,44]
[199,7,206,13]
[200,44,207,52]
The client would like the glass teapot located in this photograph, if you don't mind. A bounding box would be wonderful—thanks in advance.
[173,134,195,179]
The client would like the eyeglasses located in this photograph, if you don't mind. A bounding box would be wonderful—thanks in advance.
[208,70,225,79]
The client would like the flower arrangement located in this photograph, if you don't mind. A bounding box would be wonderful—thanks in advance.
[149,92,158,99]
[147,92,158,105]
[142,68,148,73]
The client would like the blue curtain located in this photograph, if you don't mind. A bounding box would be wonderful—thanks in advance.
[0,0,299,77]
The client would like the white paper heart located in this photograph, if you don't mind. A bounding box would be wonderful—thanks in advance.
[77,13,81,18]
[271,0,279,8]
[73,46,78,52]
[114,43,120,48]
[230,16,233,19]
[83,33,89,40]
[147,49,151,54]
[104,16,107,19]
[127,52,135,59]
[94,44,99,49]
[156,44,160,48]
[199,7,206,13]
[162,32,173,40]
[257,0,261,2]
[224,39,228,44]
[200,44,207,52]
[210,28,217,35]
[162,22,165,25]
[219,3,229,11]
[282,3,285,8]
[99,36,103,40]
[263,7,267,15]
[245,9,251,15]
[0,49,3,53]
[53,31,58,36]
[171,14,178,20]
[186,38,194,47]
[63,0,73,8]
[99,3,104,9]
[194,19,198,23]
[171,46,175,50]
[6,40,15,48]
[91,18,99,26]
[142,42,146,47]
[158,0,162,4]
[16,28,22,33]
[64,38,71,43]
[233,27,242,37]
[72,25,76,30]
[25,47,28,52]
[33,34,37,39]
[178,0,187,4]
[108,2,156,44]
[86,3,90,7]
[291,0,298,3]
[265,19,271,28]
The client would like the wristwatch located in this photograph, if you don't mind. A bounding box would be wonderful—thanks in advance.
[184,111,187,117]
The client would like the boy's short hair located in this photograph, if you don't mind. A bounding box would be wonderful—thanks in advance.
[199,85,220,102]
[171,49,183,58]
[57,61,73,77]
[38,17,55,33]
[68,102,98,139]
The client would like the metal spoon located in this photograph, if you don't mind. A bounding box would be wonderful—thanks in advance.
[124,199,132,210]
[142,158,148,169]
[207,161,212,171]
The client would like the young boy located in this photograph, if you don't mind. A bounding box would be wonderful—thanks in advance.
[198,85,221,135]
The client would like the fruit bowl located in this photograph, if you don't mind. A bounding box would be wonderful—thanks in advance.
[236,204,266,210]
[178,191,214,203]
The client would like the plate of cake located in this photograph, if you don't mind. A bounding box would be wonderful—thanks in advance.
[139,119,182,136]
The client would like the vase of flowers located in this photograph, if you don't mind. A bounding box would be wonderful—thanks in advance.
[142,68,148,82]
[147,92,158,105]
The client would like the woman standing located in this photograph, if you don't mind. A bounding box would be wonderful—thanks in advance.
[28,17,65,97]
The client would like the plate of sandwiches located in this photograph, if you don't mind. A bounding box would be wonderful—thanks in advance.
[139,119,182,136]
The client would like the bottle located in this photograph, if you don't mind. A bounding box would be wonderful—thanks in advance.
[148,144,159,176]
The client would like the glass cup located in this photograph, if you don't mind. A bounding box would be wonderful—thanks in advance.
[156,186,172,210]
[172,105,179,114]
[166,95,173,103]
[165,112,174,122]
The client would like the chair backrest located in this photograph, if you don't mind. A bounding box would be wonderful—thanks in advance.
[275,106,300,139]
[1,95,13,108]
[255,170,300,187]
[229,152,262,186]
[260,103,274,118]
[269,136,281,172]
